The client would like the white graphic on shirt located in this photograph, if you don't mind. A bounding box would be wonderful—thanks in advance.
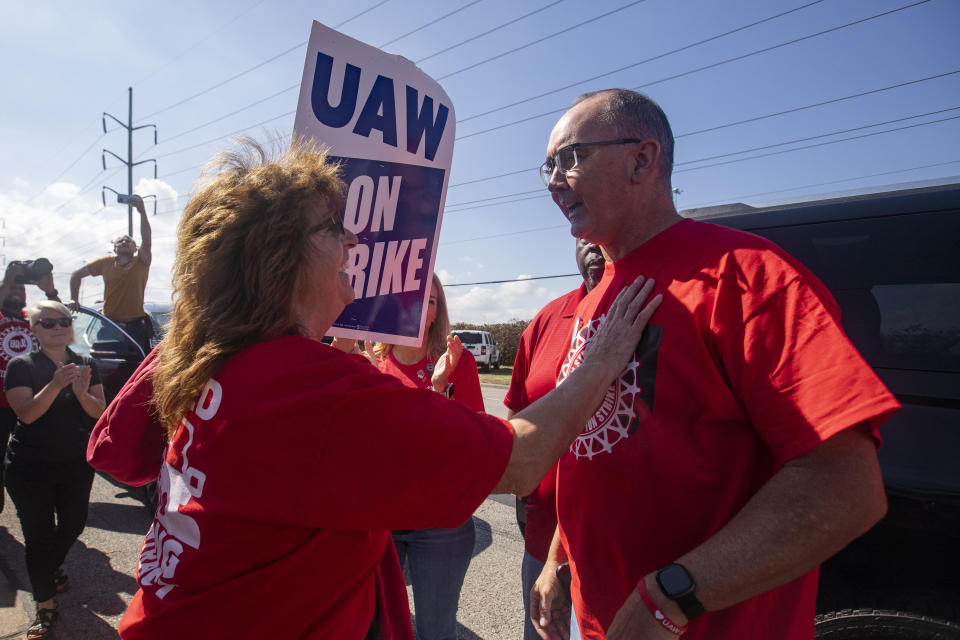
[0,317,37,383]
[558,314,642,459]
[137,379,219,599]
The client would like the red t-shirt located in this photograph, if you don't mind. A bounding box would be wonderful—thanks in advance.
[504,284,586,561]
[0,312,36,409]
[554,219,900,640]
[87,336,513,639]
[377,348,485,413]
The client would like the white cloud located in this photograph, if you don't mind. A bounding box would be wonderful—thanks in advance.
[445,275,571,324]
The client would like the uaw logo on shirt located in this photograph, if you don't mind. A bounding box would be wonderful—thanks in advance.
[557,313,662,460]
[0,316,37,381]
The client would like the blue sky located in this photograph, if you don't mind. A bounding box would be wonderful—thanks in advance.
[2,0,958,323]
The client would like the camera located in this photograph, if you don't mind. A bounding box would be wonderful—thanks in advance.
[10,258,53,284]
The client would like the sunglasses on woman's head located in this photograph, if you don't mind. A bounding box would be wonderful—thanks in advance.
[37,317,72,329]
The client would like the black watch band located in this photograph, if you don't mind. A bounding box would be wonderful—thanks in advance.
[656,563,705,620]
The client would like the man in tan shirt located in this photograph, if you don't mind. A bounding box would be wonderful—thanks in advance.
[69,195,153,352]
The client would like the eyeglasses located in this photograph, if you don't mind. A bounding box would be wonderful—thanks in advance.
[307,214,346,237]
[36,317,72,329]
[539,138,644,187]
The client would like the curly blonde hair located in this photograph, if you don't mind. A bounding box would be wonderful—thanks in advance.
[152,136,344,436]
[373,273,449,362]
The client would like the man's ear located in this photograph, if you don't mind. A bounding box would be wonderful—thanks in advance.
[630,141,660,183]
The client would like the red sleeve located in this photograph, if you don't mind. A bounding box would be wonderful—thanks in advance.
[450,350,484,412]
[86,347,168,486]
[293,351,514,530]
[504,329,532,414]
[719,263,900,463]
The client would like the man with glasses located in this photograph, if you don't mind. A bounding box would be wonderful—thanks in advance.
[69,194,153,352]
[529,89,900,640]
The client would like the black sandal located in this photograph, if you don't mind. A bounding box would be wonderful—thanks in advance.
[27,605,58,639]
[53,568,69,594]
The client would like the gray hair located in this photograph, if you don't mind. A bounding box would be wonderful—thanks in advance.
[575,89,674,186]
[28,300,76,344]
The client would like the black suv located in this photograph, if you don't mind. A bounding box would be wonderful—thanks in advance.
[71,304,169,508]
[686,183,960,638]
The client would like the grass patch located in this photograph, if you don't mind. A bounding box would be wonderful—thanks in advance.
[478,366,512,386]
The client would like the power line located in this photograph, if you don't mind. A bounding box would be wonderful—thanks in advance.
[131,0,271,88]
[447,68,955,189]
[25,133,106,203]
[458,0,825,123]
[379,0,485,48]
[455,0,934,141]
[679,159,960,210]
[138,1,392,121]
[444,273,579,287]
[435,0,647,81]
[443,224,566,245]
[676,113,960,174]
[676,106,960,167]
[415,1,562,65]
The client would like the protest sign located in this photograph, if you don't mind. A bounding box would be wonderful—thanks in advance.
[293,21,455,347]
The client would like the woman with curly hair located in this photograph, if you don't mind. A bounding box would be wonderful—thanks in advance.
[87,137,661,639]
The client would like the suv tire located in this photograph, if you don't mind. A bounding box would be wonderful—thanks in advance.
[816,609,960,640]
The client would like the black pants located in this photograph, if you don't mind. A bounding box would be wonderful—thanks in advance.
[115,315,153,354]
[5,459,95,602]
[0,407,16,514]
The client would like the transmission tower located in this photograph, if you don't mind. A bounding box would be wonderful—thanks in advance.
[102,87,158,236]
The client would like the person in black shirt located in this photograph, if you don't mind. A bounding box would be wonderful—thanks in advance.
[4,300,105,640]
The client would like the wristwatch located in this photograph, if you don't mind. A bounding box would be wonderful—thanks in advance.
[655,563,705,620]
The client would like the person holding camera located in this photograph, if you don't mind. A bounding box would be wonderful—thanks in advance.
[4,300,105,639]
[1,261,60,515]
[68,194,153,352]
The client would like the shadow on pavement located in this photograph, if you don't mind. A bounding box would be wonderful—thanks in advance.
[0,525,26,605]
[54,540,140,638]
[86,502,153,536]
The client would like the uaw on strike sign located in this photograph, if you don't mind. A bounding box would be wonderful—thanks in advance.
[294,21,454,347]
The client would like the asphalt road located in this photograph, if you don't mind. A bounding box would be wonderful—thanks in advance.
[0,384,525,639]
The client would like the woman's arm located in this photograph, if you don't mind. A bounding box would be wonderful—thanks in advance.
[75,379,106,419]
[495,276,661,495]
[5,361,79,424]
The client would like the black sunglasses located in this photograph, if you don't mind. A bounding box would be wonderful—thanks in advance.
[37,317,72,329]
[307,214,346,237]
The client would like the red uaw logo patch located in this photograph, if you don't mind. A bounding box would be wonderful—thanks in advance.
[558,314,642,460]
[0,316,37,375]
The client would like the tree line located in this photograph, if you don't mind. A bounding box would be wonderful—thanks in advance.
[451,319,529,369]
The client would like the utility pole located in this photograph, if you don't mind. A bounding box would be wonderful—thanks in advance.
[102,87,158,236]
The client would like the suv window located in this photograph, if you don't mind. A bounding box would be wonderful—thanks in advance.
[72,308,143,359]
[453,332,482,344]
[755,212,960,375]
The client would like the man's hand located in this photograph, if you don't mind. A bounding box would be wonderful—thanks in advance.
[130,194,146,215]
[431,335,463,391]
[607,587,683,640]
[35,271,56,296]
[530,562,571,640]
[67,300,80,312]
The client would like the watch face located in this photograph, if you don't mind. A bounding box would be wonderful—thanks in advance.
[659,564,693,595]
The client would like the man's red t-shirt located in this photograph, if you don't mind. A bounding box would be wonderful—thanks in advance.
[0,312,36,409]
[87,336,514,639]
[377,348,485,413]
[555,219,900,640]
[504,284,586,561]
